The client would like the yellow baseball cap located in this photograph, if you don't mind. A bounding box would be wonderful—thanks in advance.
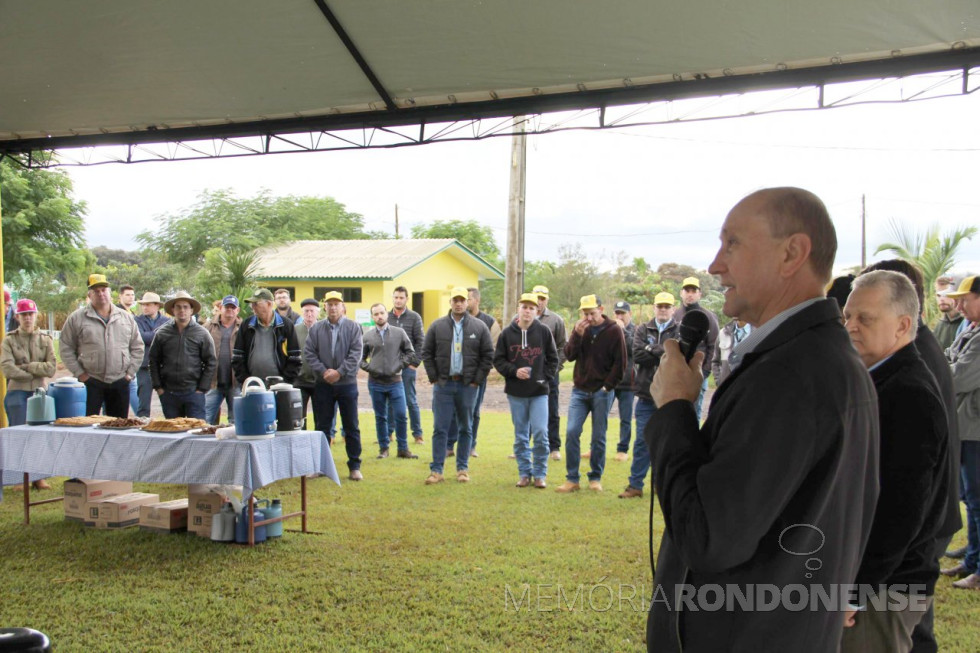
[322,291,344,303]
[681,276,700,289]
[450,287,468,299]
[946,276,980,299]
[654,292,675,306]
[87,273,109,289]
[519,293,539,305]
[532,285,550,297]
[578,294,600,311]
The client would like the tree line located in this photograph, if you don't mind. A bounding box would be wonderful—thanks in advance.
[1,154,973,329]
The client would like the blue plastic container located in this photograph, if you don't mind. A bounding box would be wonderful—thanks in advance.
[235,377,277,438]
[48,378,87,418]
[235,505,267,544]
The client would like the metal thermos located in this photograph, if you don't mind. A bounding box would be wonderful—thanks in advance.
[265,499,283,538]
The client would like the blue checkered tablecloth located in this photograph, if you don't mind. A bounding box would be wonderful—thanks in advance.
[0,425,340,501]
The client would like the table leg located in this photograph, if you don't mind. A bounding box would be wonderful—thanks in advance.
[248,494,255,547]
[23,472,30,525]
[301,475,308,533]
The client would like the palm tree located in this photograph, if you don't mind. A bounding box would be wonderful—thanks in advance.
[874,220,977,324]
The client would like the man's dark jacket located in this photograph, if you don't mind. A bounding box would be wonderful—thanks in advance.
[915,322,961,538]
[420,312,493,386]
[564,315,626,393]
[616,320,637,391]
[148,320,217,394]
[856,341,948,595]
[633,318,678,402]
[135,312,169,369]
[492,319,558,398]
[231,313,301,385]
[644,299,879,652]
[388,307,425,352]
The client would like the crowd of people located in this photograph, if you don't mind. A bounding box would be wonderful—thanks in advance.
[2,185,979,651]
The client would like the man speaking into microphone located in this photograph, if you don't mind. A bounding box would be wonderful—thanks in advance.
[644,188,880,652]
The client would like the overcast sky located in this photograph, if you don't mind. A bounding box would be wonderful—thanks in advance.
[69,85,980,276]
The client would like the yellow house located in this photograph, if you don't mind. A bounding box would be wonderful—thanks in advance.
[252,239,503,327]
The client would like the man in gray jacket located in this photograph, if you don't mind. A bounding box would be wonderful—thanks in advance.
[361,303,420,460]
[304,291,364,481]
[149,291,217,420]
[60,273,144,417]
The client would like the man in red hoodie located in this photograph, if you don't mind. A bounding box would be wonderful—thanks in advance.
[555,294,626,493]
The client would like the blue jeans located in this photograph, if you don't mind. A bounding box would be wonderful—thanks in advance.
[508,394,549,479]
[128,378,139,415]
[4,389,31,426]
[961,441,980,573]
[628,398,657,490]
[369,380,408,451]
[395,367,423,438]
[447,378,487,451]
[136,368,154,417]
[613,389,635,453]
[313,382,361,471]
[693,377,708,420]
[159,390,206,419]
[205,386,240,424]
[564,387,611,483]
[430,381,477,475]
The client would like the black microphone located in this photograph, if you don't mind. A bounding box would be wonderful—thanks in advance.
[678,309,710,363]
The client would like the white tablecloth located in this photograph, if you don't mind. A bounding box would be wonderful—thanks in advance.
[0,425,340,501]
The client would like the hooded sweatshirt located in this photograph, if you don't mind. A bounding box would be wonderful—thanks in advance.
[493,318,559,397]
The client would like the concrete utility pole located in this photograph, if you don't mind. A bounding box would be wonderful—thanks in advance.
[395,203,399,238]
[861,194,866,268]
[504,117,527,314]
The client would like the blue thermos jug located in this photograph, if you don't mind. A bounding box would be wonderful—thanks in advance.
[264,499,283,538]
[235,503,267,544]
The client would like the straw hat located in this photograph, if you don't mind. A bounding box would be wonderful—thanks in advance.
[164,291,201,315]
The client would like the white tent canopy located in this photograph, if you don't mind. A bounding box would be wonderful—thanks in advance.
[1,0,979,157]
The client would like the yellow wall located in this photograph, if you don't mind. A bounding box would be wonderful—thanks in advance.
[261,250,481,328]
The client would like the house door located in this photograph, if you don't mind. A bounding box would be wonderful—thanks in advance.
[412,292,424,317]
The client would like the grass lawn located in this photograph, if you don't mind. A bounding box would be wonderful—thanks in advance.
[2,410,980,651]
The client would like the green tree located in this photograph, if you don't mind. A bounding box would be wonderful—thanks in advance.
[136,189,376,266]
[410,219,504,316]
[410,219,502,267]
[875,220,978,324]
[1,154,88,284]
[196,248,260,316]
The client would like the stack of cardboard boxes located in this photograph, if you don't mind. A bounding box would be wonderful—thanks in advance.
[63,478,191,533]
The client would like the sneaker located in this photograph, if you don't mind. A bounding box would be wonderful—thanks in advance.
[507,453,517,459]
[614,452,628,462]
[946,546,967,559]
[618,486,643,499]
[446,449,455,458]
[32,479,52,490]
[456,471,470,483]
[550,451,561,461]
[516,476,531,488]
[425,472,444,485]
[348,469,363,481]
[555,481,580,493]
[415,436,425,445]
[952,573,980,590]
[941,563,971,578]
[533,478,547,489]
[397,449,419,459]
[471,451,479,458]
[582,451,591,459]
[376,448,390,459]
[588,480,603,492]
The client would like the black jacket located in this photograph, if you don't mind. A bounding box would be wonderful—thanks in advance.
[616,321,637,391]
[915,322,962,538]
[645,299,879,652]
[148,320,217,394]
[857,341,949,595]
[421,312,493,386]
[388,307,425,352]
[564,315,626,393]
[632,318,678,402]
[492,319,558,397]
[232,313,301,385]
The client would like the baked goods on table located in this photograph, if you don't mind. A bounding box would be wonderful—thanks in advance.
[141,418,209,432]
[97,417,148,429]
[53,415,116,426]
